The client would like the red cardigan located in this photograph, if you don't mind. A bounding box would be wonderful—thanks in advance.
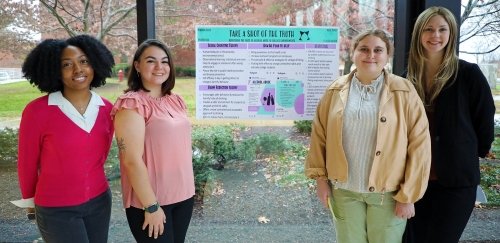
[17,95,114,207]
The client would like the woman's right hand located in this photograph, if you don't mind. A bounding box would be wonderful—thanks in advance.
[143,208,167,239]
[316,179,331,208]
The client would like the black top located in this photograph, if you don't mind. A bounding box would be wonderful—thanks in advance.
[429,59,495,187]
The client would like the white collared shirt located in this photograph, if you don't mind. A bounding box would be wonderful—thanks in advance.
[48,91,104,133]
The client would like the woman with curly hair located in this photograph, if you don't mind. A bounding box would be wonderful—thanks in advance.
[17,35,115,243]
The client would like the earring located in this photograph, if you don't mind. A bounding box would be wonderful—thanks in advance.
[136,71,140,77]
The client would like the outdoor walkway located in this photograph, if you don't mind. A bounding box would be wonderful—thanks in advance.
[2,158,499,243]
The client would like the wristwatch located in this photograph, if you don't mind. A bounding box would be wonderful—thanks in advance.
[144,202,159,213]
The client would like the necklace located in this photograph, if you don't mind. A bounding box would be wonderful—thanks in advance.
[62,91,91,114]
[76,105,87,113]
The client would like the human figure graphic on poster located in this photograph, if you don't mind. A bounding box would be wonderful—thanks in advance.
[259,87,276,113]
[263,92,275,106]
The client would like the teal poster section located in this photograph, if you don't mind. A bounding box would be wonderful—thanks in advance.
[197,26,338,43]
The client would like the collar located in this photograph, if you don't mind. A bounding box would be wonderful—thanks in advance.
[352,72,384,89]
[329,69,410,92]
[48,91,105,107]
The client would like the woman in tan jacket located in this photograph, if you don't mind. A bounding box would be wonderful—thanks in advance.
[305,29,431,243]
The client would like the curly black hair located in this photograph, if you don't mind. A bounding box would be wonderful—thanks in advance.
[22,35,115,93]
[126,39,176,96]
[22,39,68,93]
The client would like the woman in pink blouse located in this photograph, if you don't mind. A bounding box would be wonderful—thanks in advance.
[112,39,195,242]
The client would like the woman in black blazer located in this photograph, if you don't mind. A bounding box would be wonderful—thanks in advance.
[403,6,495,243]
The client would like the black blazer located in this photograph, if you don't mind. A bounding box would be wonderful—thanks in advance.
[431,60,495,187]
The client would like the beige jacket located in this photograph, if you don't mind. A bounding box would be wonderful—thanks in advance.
[305,70,431,203]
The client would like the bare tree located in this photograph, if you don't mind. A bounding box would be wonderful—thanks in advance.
[0,1,39,61]
[38,0,137,59]
[460,0,499,56]
[267,0,394,74]
[149,0,262,66]
[36,0,262,64]
[39,0,136,39]
[154,0,263,49]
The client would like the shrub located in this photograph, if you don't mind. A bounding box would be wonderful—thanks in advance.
[233,133,289,162]
[192,125,237,164]
[191,125,242,198]
[293,120,312,134]
[234,137,258,162]
[480,161,500,206]
[192,153,214,199]
[105,140,120,181]
[255,133,288,155]
[492,126,500,158]
[0,128,18,165]
[175,66,196,77]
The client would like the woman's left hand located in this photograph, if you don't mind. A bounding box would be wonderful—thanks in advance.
[395,202,415,219]
[143,207,166,239]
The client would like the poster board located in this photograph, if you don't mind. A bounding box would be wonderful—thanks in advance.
[196,26,339,120]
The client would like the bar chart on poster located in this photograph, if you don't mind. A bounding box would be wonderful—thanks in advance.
[196,26,339,120]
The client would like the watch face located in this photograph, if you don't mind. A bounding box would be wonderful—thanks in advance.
[145,203,159,213]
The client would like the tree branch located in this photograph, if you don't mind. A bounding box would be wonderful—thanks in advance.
[460,44,500,54]
[40,0,77,36]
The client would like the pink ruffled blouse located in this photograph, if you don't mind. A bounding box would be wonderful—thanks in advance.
[112,90,195,208]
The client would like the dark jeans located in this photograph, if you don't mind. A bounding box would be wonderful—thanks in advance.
[403,182,476,243]
[126,196,194,243]
[35,189,112,243]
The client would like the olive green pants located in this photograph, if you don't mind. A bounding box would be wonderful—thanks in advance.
[329,188,406,243]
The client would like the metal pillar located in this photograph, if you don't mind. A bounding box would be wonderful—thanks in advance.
[136,0,156,45]
[393,0,461,76]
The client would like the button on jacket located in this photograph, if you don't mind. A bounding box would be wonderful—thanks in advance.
[305,69,431,203]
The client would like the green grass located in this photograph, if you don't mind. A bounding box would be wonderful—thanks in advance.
[0,82,45,118]
[0,77,196,118]
[494,85,500,94]
[174,77,196,117]
[479,161,500,206]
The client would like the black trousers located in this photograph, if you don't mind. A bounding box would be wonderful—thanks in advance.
[403,182,476,243]
[126,196,194,243]
[35,189,112,243]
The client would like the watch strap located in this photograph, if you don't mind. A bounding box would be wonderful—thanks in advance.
[144,202,159,213]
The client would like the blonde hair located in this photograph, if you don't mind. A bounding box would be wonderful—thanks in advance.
[407,6,459,107]
[351,29,393,56]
